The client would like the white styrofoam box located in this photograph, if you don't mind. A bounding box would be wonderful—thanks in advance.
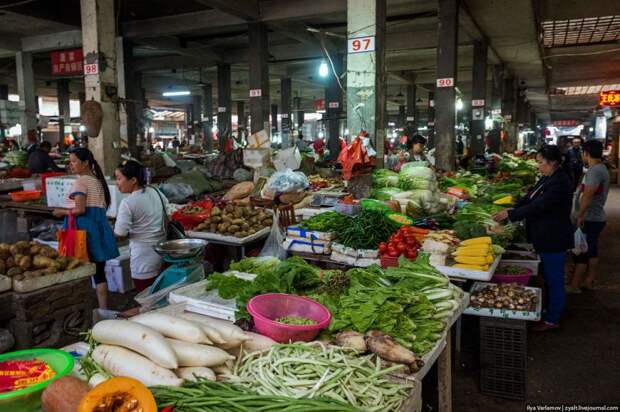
[433,256,501,281]
[283,237,331,255]
[243,148,271,168]
[91,260,134,293]
[107,245,130,266]
[286,226,335,241]
[46,175,128,218]
[273,147,301,171]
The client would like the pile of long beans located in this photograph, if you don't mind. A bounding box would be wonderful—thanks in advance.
[152,380,362,412]
[228,342,414,412]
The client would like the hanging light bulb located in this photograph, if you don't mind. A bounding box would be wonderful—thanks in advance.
[319,61,329,77]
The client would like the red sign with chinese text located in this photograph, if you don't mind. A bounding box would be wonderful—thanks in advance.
[599,90,620,107]
[50,49,83,76]
[314,99,325,112]
[552,120,578,127]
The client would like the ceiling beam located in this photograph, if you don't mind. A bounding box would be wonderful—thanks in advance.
[21,30,82,53]
[193,0,260,20]
[122,10,246,38]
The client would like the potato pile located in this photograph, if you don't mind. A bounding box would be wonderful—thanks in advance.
[194,204,273,238]
[0,241,83,281]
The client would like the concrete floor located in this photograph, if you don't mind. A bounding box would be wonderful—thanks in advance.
[453,187,620,411]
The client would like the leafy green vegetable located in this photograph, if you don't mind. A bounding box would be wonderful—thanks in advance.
[371,187,403,201]
[275,316,317,325]
[338,209,399,250]
[229,256,280,276]
[298,211,351,232]
[372,169,399,187]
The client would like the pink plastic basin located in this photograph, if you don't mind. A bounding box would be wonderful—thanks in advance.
[247,293,331,343]
[491,266,533,285]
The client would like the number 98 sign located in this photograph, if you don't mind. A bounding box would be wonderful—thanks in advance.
[348,36,375,54]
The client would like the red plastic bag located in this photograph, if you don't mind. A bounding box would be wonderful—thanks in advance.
[337,136,371,180]
[57,213,90,262]
[171,200,214,230]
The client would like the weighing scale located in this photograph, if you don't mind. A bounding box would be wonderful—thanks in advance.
[147,239,208,306]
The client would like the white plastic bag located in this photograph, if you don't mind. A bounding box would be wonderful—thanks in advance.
[572,228,588,255]
[259,218,287,260]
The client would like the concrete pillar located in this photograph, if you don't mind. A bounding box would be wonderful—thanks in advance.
[405,83,417,136]
[0,85,8,100]
[80,0,121,175]
[116,37,129,149]
[428,91,435,144]
[217,63,231,152]
[16,52,37,143]
[192,94,202,145]
[280,78,291,148]
[271,104,278,133]
[294,96,304,130]
[185,105,193,141]
[57,79,70,150]
[248,23,270,135]
[326,54,343,157]
[202,84,213,151]
[470,40,487,156]
[435,0,459,171]
[501,77,518,153]
[236,100,246,130]
[346,0,387,168]
[121,39,141,157]
[398,105,406,128]
[491,64,504,112]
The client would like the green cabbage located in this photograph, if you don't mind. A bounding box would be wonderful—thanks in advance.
[372,169,399,188]
[399,165,435,190]
[371,187,403,201]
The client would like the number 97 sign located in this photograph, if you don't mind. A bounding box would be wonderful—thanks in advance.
[348,36,375,54]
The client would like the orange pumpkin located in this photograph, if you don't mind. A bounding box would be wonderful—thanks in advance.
[77,377,157,412]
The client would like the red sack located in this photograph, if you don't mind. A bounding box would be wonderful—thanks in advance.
[57,213,90,262]
[171,200,214,230]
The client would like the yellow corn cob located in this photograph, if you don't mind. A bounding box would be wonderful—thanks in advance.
[453,248,490,257]
[460,237,492,246]
[456,245,491,252]
[452,264,489,271]
[454,255,489,265]
[486,254,494,263]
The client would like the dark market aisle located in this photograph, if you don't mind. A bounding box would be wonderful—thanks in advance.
[453,186,620,412]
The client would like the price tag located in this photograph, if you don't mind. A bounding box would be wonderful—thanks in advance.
[406,116,414,121]
[429,99,435,107]
[84,63,98,75]
[328,102,340,109]
[436,77,454,88]
[348,36,375,54]
[249,89,262,97]
[218,107,226,113]
[472,99,485,107]
[428,121,435,126]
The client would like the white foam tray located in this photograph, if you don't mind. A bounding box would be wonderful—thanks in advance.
[432,256,501,281]
[463,281,542,321]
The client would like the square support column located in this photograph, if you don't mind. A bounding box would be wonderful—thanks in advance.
[271,104,278,133]
[57,79,70,150]
[202,84,213,151]
[121,39,142,157]
[237,101,246,130]
[248,23,270,135]
[192,94,202,145]
[326,54,343,158]
[406,83,417,136]
[346,0,387,168]
[435,0,459,171]
[80,0,121,175]
[470,40,487,156]
[280,78,291,148]
[16,52,37,143]
[294,96,304,130]
[217,63,231,152]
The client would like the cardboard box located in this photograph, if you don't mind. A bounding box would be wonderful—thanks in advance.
[46,175,127,218]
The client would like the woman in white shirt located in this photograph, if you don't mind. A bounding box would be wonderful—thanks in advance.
[113,160,168,292]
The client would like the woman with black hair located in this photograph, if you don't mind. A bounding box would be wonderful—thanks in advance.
[113,160,168,292]
[52,148,119,309]
[493,145,574,331]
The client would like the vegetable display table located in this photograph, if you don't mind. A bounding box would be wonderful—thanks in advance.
[187,227,270,258]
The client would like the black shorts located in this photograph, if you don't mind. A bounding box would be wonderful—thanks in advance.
[573,221,606,263]
[92,261,107,284]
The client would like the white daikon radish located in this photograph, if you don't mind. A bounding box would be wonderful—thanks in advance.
[88,373,108,388]
[212,364,233,376]
[92,345,183,387]
[166,338,234,367]
[242,331,277,353]
[92,319,178,369]
[176,367,216,382]
[199,315,250,346]
[178,313,227,345]
[131,312,211,344]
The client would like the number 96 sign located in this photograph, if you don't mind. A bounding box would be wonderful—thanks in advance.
[348,36,375,54]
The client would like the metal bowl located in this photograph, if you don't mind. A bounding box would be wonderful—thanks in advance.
[154,238,208,259]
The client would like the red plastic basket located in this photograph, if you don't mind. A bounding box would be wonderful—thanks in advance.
[247,293,331,343]
[380,255,400,268]
[10,190,42,202]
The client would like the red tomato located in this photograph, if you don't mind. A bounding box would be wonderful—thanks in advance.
[405,249,418,259]
[396,242,407,252]
[378,243,387,253]
[387,247,399,257]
